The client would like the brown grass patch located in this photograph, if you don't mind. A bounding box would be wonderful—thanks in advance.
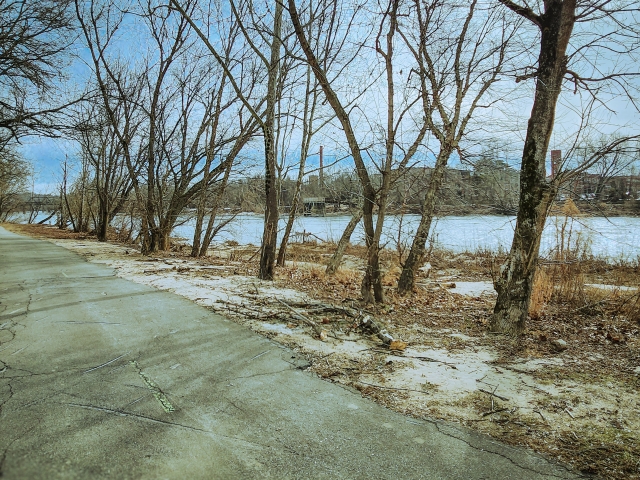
[2,222,91,240]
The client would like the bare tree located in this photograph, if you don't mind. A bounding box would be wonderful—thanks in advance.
[0,0,78,143]
[491,0,640,335]
[77,0,257,253]
[289,0,426,303]
[276,8,338,267]
[0,145,30,221]
[396,0,518,294]
[170,0,286,279]
[75,0,152,247]
[74,91,142,241]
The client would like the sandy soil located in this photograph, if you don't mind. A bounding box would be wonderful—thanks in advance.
[5,223,639,479]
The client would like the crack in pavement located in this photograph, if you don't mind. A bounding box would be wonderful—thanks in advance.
[432,422,584,479]
[0,425,36,477]
[130,360,175,413]
[229,368,293,381]
[65,402,273,451]
[0,287,30,424]
[0,377,13,418]
[67,402,204,431]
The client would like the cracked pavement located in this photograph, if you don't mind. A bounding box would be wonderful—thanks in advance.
[0,226,584,479]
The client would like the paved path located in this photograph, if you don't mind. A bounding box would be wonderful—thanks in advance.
[0,227,581,479]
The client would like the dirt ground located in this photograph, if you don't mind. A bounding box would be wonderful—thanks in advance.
[5,223,640,479]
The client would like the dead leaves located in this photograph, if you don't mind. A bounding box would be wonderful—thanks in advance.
[389,340,407,351]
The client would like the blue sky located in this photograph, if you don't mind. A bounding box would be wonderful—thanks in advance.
[17,1,639,193]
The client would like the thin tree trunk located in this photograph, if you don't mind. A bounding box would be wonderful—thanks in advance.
[361,1,400,303]
[288,0,380,301]
[198,159,234,256]
[326,208,363,275]
[258,0,283,280]
[277,66,316,267]
[398,148,451,294]
[276,183,301,267]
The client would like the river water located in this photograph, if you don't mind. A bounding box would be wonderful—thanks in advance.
[21,211,638,260]
[171,213,640,260]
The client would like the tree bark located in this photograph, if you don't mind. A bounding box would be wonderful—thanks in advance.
[258,0,283,280]
[326,208,363,275]
[491,0,575,335]
[97,201,109,242]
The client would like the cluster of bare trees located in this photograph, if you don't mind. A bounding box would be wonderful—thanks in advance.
[2,0,639,336]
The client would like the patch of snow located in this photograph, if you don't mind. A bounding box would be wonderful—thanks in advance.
[449,281,495,296]
[585,284,638,292]
[257,323,296,335]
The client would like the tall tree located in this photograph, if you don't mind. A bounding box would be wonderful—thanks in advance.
[397,0,516,294]
[170,0,284,279]
[491,0,640,335]
[74,91,142,241]
[289,0,426,302]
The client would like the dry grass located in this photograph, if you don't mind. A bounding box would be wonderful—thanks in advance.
[530,202,592,315]
[622,291,640,324]
[2,222,91,240]
[529,268,553,319]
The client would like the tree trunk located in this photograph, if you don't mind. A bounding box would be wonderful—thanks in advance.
[198,161,234,256]
[258,0,282,280]
[360,1,400,304]
[288,0,381,301]
[398,148,451,295]
[277,188,300,267]
[491,0,575,335]
[191,203,205,257]
[159,230,171,251]
[97,201,109,242]
[277,66,316,267]
[326,208,363,275]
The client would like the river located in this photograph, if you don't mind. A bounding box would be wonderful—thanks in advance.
[21,211,638,260]
[170,213,640,260]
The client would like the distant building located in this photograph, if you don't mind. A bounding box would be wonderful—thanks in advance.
[302,197,326,216]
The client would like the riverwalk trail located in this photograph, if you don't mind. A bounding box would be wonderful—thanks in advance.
[0,226,582,479]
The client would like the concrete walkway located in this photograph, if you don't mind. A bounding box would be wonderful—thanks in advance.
[0,227,581,479]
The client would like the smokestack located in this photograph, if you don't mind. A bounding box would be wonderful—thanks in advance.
[550,150,561,179]
[319,145,324,189]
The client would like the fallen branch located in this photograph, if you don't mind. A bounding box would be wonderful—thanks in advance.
[482,407,509,417]
[478,388,510,402]
[275,297,323,337]
[359,315,394,345]
[215,300,281,320]
[286,301,360,318]
[534,409,548,423]
[357,381,430,395]
[408,355,457,369]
